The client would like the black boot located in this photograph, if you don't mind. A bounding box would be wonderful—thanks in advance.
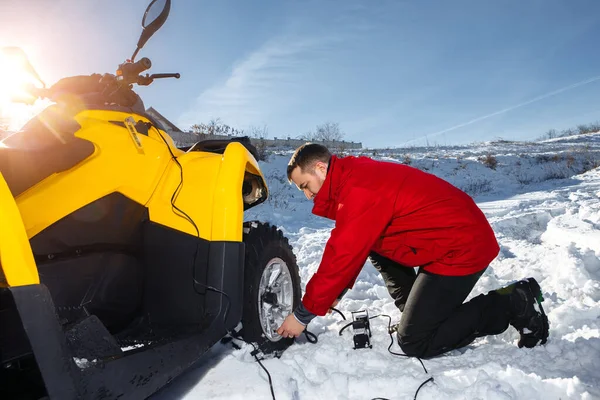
[497,277,549,348]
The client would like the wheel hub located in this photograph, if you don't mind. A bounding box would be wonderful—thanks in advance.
[258,257,294,341]
[261,291,278,306]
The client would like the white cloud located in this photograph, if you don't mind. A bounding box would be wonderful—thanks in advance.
[175,0,383,133]
[177,35,339,131]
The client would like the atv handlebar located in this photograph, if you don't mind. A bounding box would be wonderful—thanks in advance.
[116,57,180,86]
[14,57,179,107]
[121,57,152,76]
[118,58,152,85]
[136,72,180,86]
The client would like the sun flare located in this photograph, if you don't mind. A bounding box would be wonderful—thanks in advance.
[0,48,47,132]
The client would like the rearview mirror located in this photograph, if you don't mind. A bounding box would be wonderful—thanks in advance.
[131,0,171,61]
[143,0,170,29]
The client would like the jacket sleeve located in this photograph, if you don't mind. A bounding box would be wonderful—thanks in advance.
[301,187,394,315]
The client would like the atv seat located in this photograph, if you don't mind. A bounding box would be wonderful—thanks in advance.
[184,136,260,161]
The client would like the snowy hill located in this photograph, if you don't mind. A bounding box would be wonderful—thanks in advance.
[155,136,600,400]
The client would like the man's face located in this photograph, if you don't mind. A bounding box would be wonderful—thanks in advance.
[290,161,328,201]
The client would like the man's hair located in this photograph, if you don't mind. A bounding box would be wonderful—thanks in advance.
[287,143,332,182]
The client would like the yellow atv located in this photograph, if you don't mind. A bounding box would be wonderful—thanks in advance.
[0,1,301,399]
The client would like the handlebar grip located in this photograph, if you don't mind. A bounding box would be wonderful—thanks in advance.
[150,73,181,79]
[130,57,152,75]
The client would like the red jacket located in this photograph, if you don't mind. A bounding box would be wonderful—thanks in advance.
[302,155,500,315]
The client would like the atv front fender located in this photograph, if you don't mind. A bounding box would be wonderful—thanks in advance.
[147,141,267,242]
[211,142,267,241]
[0,172,39,287]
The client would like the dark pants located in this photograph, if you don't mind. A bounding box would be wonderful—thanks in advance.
[370,252,512,359]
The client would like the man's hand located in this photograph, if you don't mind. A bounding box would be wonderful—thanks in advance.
[277,314,305,338]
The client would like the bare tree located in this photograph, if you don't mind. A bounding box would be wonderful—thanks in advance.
[545,129,558,139]
[314,121,344,142]
[300,130,317,141]
[589,121,600,132]
[207,118,222,135]
[249,124,269,161]
[190,124,203,135]
[189,118,248,137]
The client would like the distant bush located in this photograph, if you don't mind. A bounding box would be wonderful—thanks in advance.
[513,146,600,185]
[535,151,596,170]
[478,153,498,170]
[461,179,493,196]
[538,121,600,140]
[515,172,533,185]
[535,154,554,164]
[544,129,559,139]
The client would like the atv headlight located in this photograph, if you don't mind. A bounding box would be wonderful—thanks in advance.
[242,173,264,205]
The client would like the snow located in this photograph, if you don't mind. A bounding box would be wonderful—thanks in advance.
[155,134,600,400]
[73,357,97,369]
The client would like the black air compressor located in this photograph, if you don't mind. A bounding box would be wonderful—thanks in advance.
[351,310,372,349]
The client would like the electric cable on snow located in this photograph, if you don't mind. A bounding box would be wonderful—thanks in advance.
[241,324,318,399]
[335,309,435,399]
[330,306,347,320]
[250,342,277,400]
[369,377,434,400]
[303,328,318,343]
[238,307,433,400]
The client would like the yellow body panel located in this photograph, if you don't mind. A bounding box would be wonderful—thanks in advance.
[12,107,263,256]
[17,108,173,239]
[0,172,39,287]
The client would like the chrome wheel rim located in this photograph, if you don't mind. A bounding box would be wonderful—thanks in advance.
[258,257,294,341]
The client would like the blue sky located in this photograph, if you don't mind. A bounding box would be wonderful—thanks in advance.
[2,0,600,148]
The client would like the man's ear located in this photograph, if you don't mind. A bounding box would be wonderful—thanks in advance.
[314,161,328,176]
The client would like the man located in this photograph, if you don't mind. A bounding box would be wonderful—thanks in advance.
[276,143,549,358]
